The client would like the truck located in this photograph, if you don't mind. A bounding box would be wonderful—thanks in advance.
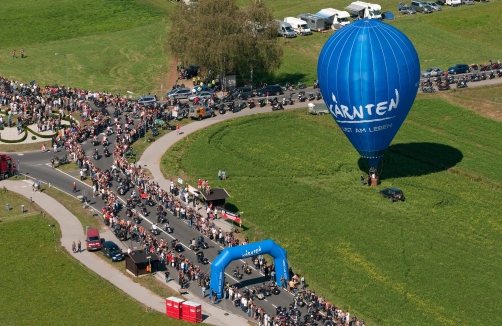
[189,106,216,120]
[0,154,18,180]
[275,20,296,38]
[296,14,326,32]
[284,17,312,35]
[315,8,351,28]
[345,1,382,20]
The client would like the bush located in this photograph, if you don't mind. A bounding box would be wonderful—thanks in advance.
[31,136,37,140]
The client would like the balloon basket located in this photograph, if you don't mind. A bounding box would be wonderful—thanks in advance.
[370,176,379,187]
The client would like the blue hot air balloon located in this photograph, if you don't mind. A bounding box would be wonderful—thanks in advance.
[317,19,420,168]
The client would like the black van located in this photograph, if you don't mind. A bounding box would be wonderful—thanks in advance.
[447,64,470,75]
[230,87,254,99]
[256,85,283,97]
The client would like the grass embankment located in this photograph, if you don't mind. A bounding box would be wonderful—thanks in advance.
[0,0,171,95]
[0,191,195,325]
[160,100,502,325]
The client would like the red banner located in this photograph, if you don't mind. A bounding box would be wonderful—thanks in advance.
[220,210,241,223]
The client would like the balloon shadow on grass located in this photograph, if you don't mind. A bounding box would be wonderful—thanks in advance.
[358,142,463,180]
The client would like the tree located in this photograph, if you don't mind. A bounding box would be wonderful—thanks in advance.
[167,0,282,87]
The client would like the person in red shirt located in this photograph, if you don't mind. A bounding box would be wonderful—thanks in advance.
[176,123,180,135]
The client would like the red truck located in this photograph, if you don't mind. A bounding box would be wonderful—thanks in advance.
[0,154,18,180]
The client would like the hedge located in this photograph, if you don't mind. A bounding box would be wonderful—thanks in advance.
[25,126,57,139]
[0,128,28,143]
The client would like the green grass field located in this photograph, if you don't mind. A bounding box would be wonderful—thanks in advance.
[160,99,502,325]
[0,191,194,325]
[1,0,502,92]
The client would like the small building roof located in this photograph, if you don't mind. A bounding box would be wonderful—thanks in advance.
[128,250,159,264]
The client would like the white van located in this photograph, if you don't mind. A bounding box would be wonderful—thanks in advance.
[316,8,351,27]
[331,9,351,26]
[345,1,382,20]
[445,0,461,5]
[284,17,312,35]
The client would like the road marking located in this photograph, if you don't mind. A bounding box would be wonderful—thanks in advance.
[18,154,24,156]
[271,304,277,308]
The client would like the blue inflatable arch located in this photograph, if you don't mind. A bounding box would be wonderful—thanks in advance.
[209,239,289,299]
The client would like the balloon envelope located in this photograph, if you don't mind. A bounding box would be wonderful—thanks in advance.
[317,19,420,168]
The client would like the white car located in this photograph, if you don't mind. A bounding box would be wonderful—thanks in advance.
[188,91,214,102]
[427,2,442,10]
[421,67,444,78]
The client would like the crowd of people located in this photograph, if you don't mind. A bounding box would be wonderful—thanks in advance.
[1,75,363,326]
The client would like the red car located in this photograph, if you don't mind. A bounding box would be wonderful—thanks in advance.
[86,228,102,251]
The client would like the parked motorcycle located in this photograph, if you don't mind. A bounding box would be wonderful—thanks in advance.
[481,72,487,80]
[248,99,255,109]
[456,78,468,88]
[489,70,495,79]
[288,93,295,105]
[298,92,307,102]
[296,82,307,89]
[308,93,315,101]
[315,91,322,100]
[436,82,451,91]
[272,102,284,111]
[313,80,320,89]
[237,102,247,110]
[421,85,435,93]
[259,99,267,107]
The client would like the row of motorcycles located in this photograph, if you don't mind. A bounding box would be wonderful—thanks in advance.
[422,70,501,93]
[218,91,323,113]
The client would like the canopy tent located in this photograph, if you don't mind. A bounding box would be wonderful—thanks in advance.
[382,11,395,20]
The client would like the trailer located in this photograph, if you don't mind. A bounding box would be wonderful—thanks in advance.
[296,14,326,32]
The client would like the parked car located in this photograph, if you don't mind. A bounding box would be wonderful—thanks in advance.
[189,106,216,120]
[86,228,102,251]
[191,85,214,93]
[461,0,474,4]
[188,91,214,102]
[137,95,156,106]
[448,64,470,74]
[411,0,431,12]
[230,87,254,99]
[379,187,405,202]
[256,85,283,97]
[421,67,444,77]
[399,5,417,14]
[422,4,434,12]
[184,65,200,79]
[167,87,192,100]
[426,2,442,10]
[101,241,124,261]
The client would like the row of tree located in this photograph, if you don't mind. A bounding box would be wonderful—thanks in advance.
[167,0,283,86]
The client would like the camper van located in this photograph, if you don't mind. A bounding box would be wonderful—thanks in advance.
[316,8,351,27]
[296,14,326,32]
[275,20,296,38]
[345,1,382,19]
[445,0,461,5]
[284,17,312,35]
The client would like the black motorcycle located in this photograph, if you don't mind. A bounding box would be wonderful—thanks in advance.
[271,102,284,111]
[259,99,267,107]
[92,148,99,160]
[248,99,255,109]
[103,147,110,157]
[298,92,307,102]
[308,93,315,101]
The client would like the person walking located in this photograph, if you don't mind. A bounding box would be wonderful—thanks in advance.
[12,50,16,59]
[202,285,206,298]
[165,271,170,283]
[360,174,365,186]
[77,240,81,253]
[41,143,46,152]
[176,123,180,135]
[51,158,55,169]
[72,181,77,193]
[53,143,57,153]
[72,241,76,253]
[20,48,24,59]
